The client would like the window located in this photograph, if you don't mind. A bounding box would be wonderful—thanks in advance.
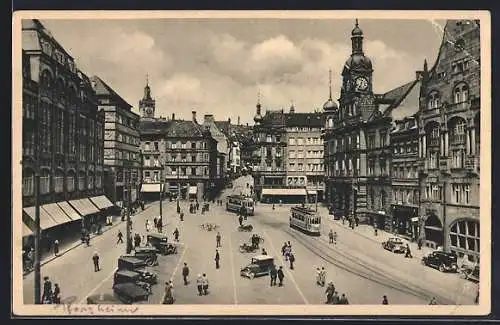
[450,119,466,144]
[88,173,94,189]
[153,171,159,181]
[426,183,442,201]
[449,219,479,262]
[297,150,304,159]
[428,91,440,109]
[266,135,272,142]
[78,172,85,191]
[154,142,159,151]
[452,184,471,204]
[145,171,151,178]
[368,134,376,149]
[191,142,197,149]
[368,160,375,175]
[380,159,387,175]
[452,150,465,168]
[454,83,469,104]
[191,155,196,162]
[39,170,51,194]
[298,163,303,171]
[54,172,64,193]
[22,170,34,196]
[297,138,303,145]
[428,151,438,169]
[144,156,150,167]
[380,131,387,147]
[66,173,75,192]
[181,167,187,176]
[289,150,295,158]
[289,138,295,145]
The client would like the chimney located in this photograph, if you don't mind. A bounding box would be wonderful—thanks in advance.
[415,70,423,81]
[228,117,231,124]
[204,114,215,124]
[192,111,197,123]
[172,113,175,120]
[237,116,240,125]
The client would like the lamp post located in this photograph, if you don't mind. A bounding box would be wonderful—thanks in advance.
[126,172,132,254]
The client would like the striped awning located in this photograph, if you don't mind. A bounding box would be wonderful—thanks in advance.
[23,207,58,230]
[23,223,33,237]
[57,201,82,221]
[68,198,100,216]
[89,195,114,209]
[261,188,307,196]
[41,203,73,226]
[141,184,164,193]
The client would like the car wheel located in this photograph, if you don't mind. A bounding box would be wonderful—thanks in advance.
[392,247,396,253]
[421,259,426,265]
[439,264,445,272]
[249,273,255,279]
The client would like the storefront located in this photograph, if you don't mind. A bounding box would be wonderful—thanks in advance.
[449,218,480,263]
[391,205,419,239]
[68,198,101,230]
[90,195,116,224]
[140,183,164,202]
[260,188,307,204]
[188,186,198,201]
[423,213,444,249]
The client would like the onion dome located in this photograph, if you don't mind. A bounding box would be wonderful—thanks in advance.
[323,68,338,111]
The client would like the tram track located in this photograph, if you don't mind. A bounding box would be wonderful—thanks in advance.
[254,213,456,305]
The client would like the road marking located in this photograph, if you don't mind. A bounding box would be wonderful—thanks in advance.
[157,244,189,304]
[227,231,238,305]
[78,267,118,304]
[262,229,309,304]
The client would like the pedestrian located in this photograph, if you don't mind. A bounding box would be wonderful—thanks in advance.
[341,215,345,225]
[270,265,277,286]
[85,233,90,246]
[153,217,158,229]
[325,282,335,304]
[277,266,284,286]
[202,273,209,295]
[180,211,184,221]
[216,232,221,247]
[92,252,100,272]
[333,231,338,245]
[42,276,53,304]
[215,250,220,269]
[52,283,61,304]
[182,263,190,285]
[355,216,359,227]
[281,242,287,256]
[134,233,141,248]
[272,204,275,210]
[289,252,295,270]
[117,230,124,244]
[196,274,203,296]
[162,280,174,304]
[374,227,378,236]
[145,220,151,233]
[196,201,199,211]
[284,245,291,261]
[382,295,389,305]
[328,229,334,244]
[261,248,267,255]
[53,239,60,257]
[429,297,437,305]
[417,238,423,250]
[331,291,340,304]
[173,228,180,242]
[97,223,102,234]
[238,215,243,226]
[405,244,413,258]
[338,293,349,304]
[157,218,163,233]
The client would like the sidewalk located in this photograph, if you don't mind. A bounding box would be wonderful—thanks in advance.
[23,202,156,276]
[326,216,434,260]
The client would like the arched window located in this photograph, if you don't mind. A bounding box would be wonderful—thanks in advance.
[453,83,469,104]
[327,117,333,129]
[425,122,440,147]
[22,168,34,196]
[78,171,86,191]
[449,117,466,145]
[54,170,64,193]
[40,169,51,194]
[67,171,75,192]
[427,91,440,109]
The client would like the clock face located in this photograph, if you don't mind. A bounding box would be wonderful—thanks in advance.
[355,77,368,90]
[146,107,153,115]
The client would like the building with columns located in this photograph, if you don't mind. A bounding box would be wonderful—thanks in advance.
[91,76,141,207]
[417,19,480,262]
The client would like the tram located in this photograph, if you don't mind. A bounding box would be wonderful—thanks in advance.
[226,195,255,216]
[289,205,321,236]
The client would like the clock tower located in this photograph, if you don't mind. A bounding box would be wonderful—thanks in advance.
[139,75,156,119]
[339,19,377,121]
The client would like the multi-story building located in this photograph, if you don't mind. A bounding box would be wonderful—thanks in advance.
[203,114,228,195]
[390,115,421,239]
[163,111,218,202]
[91,76,141,207]
[252,101,289,202]
[284,106,325,202]
[21,19,109,247]
[418,20,480,261]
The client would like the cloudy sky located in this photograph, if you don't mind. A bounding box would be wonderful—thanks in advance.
[39,18,446,123]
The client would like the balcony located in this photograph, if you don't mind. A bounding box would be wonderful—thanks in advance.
[465,156,480,174]
[446,101,470,113]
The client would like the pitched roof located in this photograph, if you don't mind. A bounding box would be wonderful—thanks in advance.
[165,120,208,138]
[139,119,172,135]
[284,112,323,127]
[215,121,231,136]
[381,79,421,119]
[381,80,416,106]
[91,76,132,108]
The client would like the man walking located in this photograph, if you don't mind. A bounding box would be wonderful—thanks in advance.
[92,252,100,272]
[269,265,277,287]
[289,252,295,270]
[202,273,209,295]
[42,276,53,304]
[173,228,180,242]
[53,239,60,257]
[333,231,338,245]
[182,263,190,285]
[238,215,243,227]
[382,295,389,305]
[215,250,220,269]
[117,230,124,244]
[196,274,203,296]
[52,283,61,304]
[216,232,222,247]
[328,229,334,244]
[277,266,285,286]
[157,218,163,233]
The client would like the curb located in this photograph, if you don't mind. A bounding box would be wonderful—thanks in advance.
[23,205,153,276]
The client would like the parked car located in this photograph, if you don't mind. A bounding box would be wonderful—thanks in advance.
[461,264,479,282]
[240,255,275,279]
[421,251,458,272]
[382,237,406,253]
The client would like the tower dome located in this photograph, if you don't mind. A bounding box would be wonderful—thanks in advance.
[323,68,338,111]
[254,92,263,123]
[351,19,363,36]
[344,19,373,72]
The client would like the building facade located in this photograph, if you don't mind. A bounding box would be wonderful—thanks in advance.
[22,19,108,244]
[284,108,325,202]
[203,114,228,195]
[91,76,141,207]
[390,115,421,239]
[418,20,480,261]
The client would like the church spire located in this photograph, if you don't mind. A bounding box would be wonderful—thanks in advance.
[351,18,364,54]
[328,68,333,100]
[143,74,152,100]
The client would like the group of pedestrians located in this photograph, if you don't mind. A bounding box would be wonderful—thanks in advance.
[281,241,296,270]
[152,217,163,233]
[41,276,61,304]
[189,201,200,214]
[177,263,211,299]
[269,265,285,287]
[325,282,349,304]
[328,229,338,245]
[215,199,224,206]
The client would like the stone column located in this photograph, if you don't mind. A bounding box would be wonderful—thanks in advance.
[422,135,427,157]
[470,128,476,155]
[440,134,445,157]
[444,131,449,157]
[419,136,423,158]
[466,128,471,155]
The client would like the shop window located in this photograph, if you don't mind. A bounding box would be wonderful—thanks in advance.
[450,235,458,247]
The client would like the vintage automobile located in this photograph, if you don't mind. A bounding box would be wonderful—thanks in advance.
[421,251,458,273]
[381,237,407,253]
[113,269,152,294]
[117,256,158,284]
[112,283,150,304]
[240,255,275,279]
[146,233,178,255]
[461,264,480,282]
[134,247,159,266]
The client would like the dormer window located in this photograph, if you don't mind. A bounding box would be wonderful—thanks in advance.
[427,91,440,109]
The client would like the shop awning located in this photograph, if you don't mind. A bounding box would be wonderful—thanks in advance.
[189,186,198,195]
[41,203,73,226]
[261,188,307,196]
[307,190,318,195]
[424,225,443,231]
[141,184,164,193]
[89,195,114,209]
[57,201,82,221]
[23,206,58,230]
[23,223,33,237]
[68,198,100,217]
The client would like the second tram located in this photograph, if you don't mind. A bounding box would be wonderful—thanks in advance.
[226,195,255,216]
[289,205,321,236]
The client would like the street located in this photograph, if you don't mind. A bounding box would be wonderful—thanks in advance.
[23,175,477,305]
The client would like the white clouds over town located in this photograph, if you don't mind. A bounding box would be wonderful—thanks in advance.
[40,18,444,124]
